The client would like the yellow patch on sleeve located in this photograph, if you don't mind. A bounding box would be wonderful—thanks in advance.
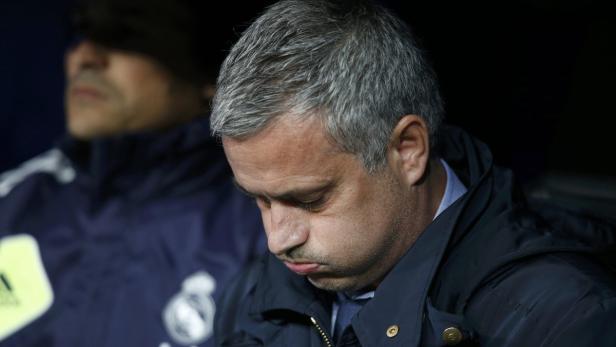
[0,234,54,341]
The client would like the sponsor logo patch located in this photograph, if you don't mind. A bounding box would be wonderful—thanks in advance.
[0,234,54,341]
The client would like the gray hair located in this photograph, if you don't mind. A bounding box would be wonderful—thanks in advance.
[211,0,444,172]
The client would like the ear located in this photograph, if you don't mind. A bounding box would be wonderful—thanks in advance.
[387,115,430,186]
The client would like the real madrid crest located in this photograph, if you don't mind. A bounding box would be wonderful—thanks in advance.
[163,271,216,346]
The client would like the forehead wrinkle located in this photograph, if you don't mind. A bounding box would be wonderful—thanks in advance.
[234,171,334,198]
[224,114,357,197]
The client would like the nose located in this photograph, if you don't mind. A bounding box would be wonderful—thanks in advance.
[65,39,109,77]
[265,203,310,256]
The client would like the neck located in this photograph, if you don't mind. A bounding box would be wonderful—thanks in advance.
[399,158,447,255]
[404,158,447,236]
[366,159,448,290]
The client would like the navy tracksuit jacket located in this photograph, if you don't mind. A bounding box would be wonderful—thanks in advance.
[0,118,266,347]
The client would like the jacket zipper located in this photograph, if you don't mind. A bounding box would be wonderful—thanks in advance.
[310,316,334,347]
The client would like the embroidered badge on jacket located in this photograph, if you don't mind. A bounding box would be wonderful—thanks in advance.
[163,271,216,346]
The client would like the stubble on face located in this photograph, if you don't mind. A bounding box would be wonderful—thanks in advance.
[224,116,418,293]
[303,169,412,292]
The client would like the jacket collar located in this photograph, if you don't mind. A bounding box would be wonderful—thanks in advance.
[57,116,229,203]
[249,254,334,323]
[432,128,616,315]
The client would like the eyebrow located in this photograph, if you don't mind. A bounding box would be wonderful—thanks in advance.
[232,178,334,202]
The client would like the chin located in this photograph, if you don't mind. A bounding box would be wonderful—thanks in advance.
[67,114,122,140]
[307,275,364,293]
[67,122,103,140]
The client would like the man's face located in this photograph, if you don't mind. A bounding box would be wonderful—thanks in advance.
[65,40,202,139]
[224,116,415,292]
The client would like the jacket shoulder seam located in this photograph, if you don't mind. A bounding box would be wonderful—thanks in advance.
[0,149,75,198]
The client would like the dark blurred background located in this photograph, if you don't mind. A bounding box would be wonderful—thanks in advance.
[1,0,71,172]
[382,0,615,184]
[1,0,614,187]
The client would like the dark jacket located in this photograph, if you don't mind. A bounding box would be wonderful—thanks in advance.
[214,126,616,347]
[0,119,266,347]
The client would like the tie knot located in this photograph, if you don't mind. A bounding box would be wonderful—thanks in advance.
[333,292,371,343]
[338,293,370,310]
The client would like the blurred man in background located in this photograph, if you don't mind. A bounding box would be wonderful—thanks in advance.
[0,0,269,346]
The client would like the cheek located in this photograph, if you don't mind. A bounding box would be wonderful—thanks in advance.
[311,188,400,261]
[116,72,163,101]
[110,59,170,106]
[119,80,173,124]
[309,214,373,256]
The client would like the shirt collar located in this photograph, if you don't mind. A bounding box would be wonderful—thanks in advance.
[435,159,468,219]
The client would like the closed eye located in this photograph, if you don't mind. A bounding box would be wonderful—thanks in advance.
[232,178,333,212]
[293,196,327,212]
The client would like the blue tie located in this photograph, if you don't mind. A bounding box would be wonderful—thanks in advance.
[333,293,370,343]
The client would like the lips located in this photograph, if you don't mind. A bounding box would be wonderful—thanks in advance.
[283,261,320,275]
[70,85,105,100]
